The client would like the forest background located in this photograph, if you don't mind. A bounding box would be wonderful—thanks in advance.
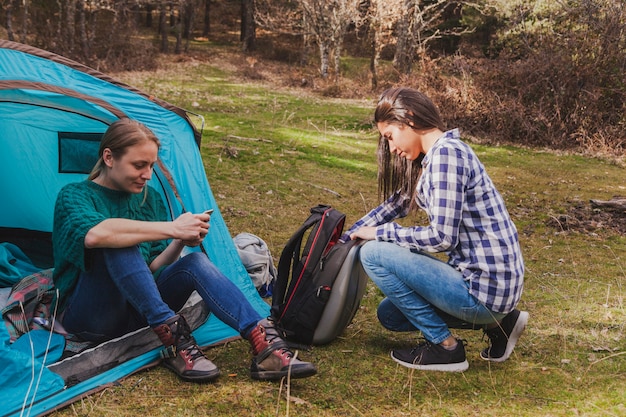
[1,0,624,158]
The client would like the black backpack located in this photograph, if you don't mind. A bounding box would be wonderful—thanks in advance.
[271,205,368,346]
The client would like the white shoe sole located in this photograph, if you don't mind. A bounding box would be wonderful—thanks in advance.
[390,351,469,372]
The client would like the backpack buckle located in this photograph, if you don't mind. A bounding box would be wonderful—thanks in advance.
[316,285,331,301]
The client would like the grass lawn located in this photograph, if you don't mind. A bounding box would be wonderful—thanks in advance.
[53,47,625,417]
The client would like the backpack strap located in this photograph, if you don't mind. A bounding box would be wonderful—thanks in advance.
[271,206,327,315]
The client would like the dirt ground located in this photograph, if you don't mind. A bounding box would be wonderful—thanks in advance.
[546,197,626,235]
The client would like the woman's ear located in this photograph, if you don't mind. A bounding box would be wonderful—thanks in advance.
[102,148,114,167]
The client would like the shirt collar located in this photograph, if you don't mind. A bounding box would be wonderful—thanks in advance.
[421,129,460,168]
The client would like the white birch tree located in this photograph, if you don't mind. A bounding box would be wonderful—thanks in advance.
[299,0,365,79]
[367,0,476,79]
[255,0,365,79]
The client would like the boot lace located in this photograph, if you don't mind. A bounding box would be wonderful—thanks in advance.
[262,320,293,358]
[182,344,207,361]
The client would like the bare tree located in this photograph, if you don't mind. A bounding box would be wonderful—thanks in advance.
[366,0,475,80]
[174,7,183,54]
[76,0,90,59]
[182,0,195,41]
[394,0,458,74]
[145,3,154,28]
[159,1,169,53]
[3,0,15,41]
[255,0,364,79]
[367,0,403,88]
[241,0,256,52]
[20,0,28,43]
[300,0,365,79]
[57,0,77,54]
[254,0,306,58]
[202,0,210,37]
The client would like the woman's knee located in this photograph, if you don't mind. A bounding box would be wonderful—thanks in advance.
[360,239,377,260]
[376,297,398,330]
[172,252,230,286]
[177,251,217,273]
[179,251,206,265]
[101,246,148,274]
[359,240,386,269]
[377,298,415,332]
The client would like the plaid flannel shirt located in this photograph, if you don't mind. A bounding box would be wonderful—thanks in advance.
[345,129,524,313]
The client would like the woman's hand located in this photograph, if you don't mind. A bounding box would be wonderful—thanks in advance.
[173,212,211,246]
[350,226,377,241]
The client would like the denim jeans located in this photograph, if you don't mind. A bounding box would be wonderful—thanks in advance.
[61,246,263,343]
[359,241,505,344]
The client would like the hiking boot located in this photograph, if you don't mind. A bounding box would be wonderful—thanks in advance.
[153,314,220,382]
[480,309,529,362]
[391,339,469,372]
[248,317,317,381]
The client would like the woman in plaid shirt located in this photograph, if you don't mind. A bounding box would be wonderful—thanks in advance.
[343,88,528,372]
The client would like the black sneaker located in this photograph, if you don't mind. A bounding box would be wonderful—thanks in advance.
[480,309,529,362]
[391,339,469,372]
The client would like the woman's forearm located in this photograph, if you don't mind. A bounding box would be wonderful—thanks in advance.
[84,218,176,249]
[150,239,185,272]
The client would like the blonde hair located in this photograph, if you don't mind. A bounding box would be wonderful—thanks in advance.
[89,118,160,181]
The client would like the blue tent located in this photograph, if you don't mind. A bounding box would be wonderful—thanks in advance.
[0,40,269,416]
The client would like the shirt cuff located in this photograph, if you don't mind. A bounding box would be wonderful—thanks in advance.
[377,222,396,242]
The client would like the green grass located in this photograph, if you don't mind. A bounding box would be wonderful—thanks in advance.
[53,51,625,417]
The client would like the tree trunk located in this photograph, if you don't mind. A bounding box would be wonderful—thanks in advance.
[393,0,415,74]
[202,0,210,37]
[241,0,256,52]
[20,0,28,43]
[77,0,90,59]
[319,42,330,78]
[159,3,169,53]
[182,0,194,40]
[146,4,153,28]
[5,1,14,41]
[333,41,343,81]
[66,0,76,55]
[590,197,626,211]
[370,35,378,90]
[300,11,310,66]
[174,4,182,54]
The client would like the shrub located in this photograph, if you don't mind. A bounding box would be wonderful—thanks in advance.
[474,0,625,154]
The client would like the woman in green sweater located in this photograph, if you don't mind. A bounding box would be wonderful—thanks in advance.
[52,118,316,382]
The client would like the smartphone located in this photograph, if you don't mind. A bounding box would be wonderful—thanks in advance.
[204,209,214,215]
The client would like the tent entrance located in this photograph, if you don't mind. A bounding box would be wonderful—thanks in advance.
[0,228,53,270]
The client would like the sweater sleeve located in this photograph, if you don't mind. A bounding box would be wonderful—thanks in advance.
[53,182,107,272]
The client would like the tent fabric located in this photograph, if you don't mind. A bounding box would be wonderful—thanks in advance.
[0,40,269,417]
[0,242,42,286]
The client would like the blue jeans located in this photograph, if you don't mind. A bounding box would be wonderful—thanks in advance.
[359,241,505,344]
[61,246,263,343]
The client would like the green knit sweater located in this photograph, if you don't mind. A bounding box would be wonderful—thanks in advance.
[52,180,168,309]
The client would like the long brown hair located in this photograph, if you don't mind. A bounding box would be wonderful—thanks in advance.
[374,88,445,209]
[88,118,160,181]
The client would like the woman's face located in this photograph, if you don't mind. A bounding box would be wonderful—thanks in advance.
[99,140,159,193]
[377,122,422,161]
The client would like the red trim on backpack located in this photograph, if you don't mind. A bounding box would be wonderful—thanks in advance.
[278,207,332,321]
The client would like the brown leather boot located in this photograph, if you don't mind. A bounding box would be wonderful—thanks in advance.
[153,314,220,382]
[248,317,317,381]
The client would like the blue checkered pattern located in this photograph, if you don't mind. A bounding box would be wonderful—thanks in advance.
[345,129,524,313]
